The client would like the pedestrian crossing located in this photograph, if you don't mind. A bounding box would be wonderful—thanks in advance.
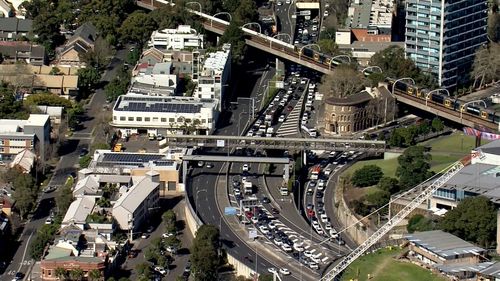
[277,92,305,137]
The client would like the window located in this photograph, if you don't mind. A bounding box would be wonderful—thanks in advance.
[169,118,175,122]
[145,117,151,122]
[153,117,158,122]
[161,118,167,122]
[128,117,134,121]
[136,117,142,121]
[120,116,125,121]
[168,181,176,191]
[113,116,117,120]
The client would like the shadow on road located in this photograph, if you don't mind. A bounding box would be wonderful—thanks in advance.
[57,139,80,156]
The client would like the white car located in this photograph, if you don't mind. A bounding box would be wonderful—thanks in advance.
[285,0,291,3]
[251,216,259,224]
[242,164,249,171]
[321,214,329,223]
[277,1,283,5]
[325,222,332,230]
[304,250,313,257]
[312,220,320,228]
[278,115,286,123]
[309,262,319,270]
[268,267,277,274]
[330,229,338,238]
[293,243,305,252]
[281,244,293,252]
[162,232,174,238]
[280,268,291,275]
[154,266,167,275]
[45,218,53,225]
[323,11,329,17]
[259,225,270,234]
[166,246,177,253]
[268,221,277,229]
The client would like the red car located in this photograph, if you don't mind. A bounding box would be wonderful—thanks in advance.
[307,209,315,218]
[286,105,294,112]
[245,211,253,219]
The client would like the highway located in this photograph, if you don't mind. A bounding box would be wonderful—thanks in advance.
[275,0,296,41]
[0,47,129,281]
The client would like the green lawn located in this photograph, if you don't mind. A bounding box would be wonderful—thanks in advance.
[344,132,484,178]
[342,247,446,281]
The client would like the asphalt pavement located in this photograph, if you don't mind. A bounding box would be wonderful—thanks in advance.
[0,47,129,281]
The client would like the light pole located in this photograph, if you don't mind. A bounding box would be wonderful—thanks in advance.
[237,97,256,121]
[271,33,292,48]
[425,88,450,107]
[361,65,382,76]
[298,44,321,61]
[328,55,352,70]
[242,22,262,33]
[186,1,202,12]
[213,12,232,26]
[295,179,301,215]
[460,100,487,121]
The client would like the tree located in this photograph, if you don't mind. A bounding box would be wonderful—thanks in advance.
[487,12,500,42]
[351,165,383,187]
[377,177,400,194]
[135,262,153,280]
[31,5,65,52]
[80,37,113,69]
[407,214,436,233]
[56,182,74,216]
[439,196,497,247]
[191,225,222,281]
[30,224,58,259]
[396,146,432,190]
[79,0,134,39]
[12,174,36,218]
[471,43,500,89]
[78,67,101,92]
[104,78,127,102]
[49,67,62,75]
[69,269,84,281]
[259,274,273,281]
[364,189,390,208]
[0,84,28,119]
[319,65,367,98]
[79,155,92,168]
[55,267,68,280]
[162,210,177,233]
[119,11,158,46]
[126,48,141,66]
[431,117,444,132]
[24,93,73,108]
[233,0,259,24]
[220,22,246,63]
[317,39,339,55]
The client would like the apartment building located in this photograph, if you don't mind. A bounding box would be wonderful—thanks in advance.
[0,114,50,161]
[111,94,218,136]
[405,0,488,89]
[147,25,204,50]
[0,18,32,41]
[0,41,46,65]
[195,44,231,111]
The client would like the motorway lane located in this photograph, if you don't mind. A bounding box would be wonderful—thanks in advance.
[0,47,129,281]
[275,0,296,41]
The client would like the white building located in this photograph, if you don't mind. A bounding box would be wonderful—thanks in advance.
[62,196,96,230]
[111,94,219,137]
[112,171,160,231]
[131,62,178,95]
[195,44,231,112]
[147,25,204,51]
[0,114,50,161]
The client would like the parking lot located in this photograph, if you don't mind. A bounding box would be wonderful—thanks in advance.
[118,134,160,153]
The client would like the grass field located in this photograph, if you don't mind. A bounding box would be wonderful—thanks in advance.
[341,247,446,281]
[343,132,483,178]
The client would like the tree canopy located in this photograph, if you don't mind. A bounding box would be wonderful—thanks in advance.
[191,225,223,281]
[471,43,500,89]
[439,196,497,247]
[220,22,246,63]
[119,11,158,47]
[12,173,36,218]
[351,165,383,187]
[396,146,432,189]
[318,65,367,98]
[407,214,436,233]
[0,84,28,119]
[24,93,73,109]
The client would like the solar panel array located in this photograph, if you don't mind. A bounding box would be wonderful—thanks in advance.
[102,153,165,163]
[116,96,203,113]
[154,160,175,166]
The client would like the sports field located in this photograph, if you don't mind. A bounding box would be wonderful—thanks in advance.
[341,247,446,281]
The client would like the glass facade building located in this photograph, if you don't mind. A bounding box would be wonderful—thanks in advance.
[405,0,488,89]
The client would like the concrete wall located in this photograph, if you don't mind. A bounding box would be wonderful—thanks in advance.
[333,177,375,244]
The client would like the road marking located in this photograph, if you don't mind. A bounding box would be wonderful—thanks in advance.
[18,230,34,271]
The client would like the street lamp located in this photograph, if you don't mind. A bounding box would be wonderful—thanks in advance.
[298,44,321,60]
[328,55,352,70]
[425,88,450,107]
[213,12,232,22]
[460,100,487,121]
[242,22,262,34]
[361,65,383,75]
[271,33,292,48]
[186,1,202,13]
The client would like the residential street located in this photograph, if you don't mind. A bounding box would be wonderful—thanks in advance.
[0,47,128,281]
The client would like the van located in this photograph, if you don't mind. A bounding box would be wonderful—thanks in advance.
[308,129,317,138]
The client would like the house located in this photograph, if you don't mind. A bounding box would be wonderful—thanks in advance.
[0,18,32,41]
[0,41,46,65]
[406,230,488,279]
[112,171,160,231]
[57,22,98,67]
[0,195,13,216]
[61,196,96,230]
[9,149,35,173]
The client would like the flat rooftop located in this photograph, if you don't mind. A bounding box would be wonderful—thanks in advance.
[92,150,178,169]
[114,95,216,113]
[405,230,485,258]
[202,44,230,72]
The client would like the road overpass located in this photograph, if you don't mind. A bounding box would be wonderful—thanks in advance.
[162,134,387,152]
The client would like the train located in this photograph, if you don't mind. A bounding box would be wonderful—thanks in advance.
[386,78,500,126]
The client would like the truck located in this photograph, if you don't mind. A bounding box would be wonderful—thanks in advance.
[244,181,253,195]
[311,165,321,180]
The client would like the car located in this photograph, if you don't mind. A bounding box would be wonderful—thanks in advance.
[273,237,283,246]
[321,214,329,222]
[306,188,314,196]
[306,203,314,210]
[266,232,275,240]
[278,115,286,123]
[329,229,338,238]
[277,1,283,5]
[281,244,293,252]
[166,246,177,254]
[307,209,315,218]
[245,211,253,219]
[316,191,324,198]
[304,250,313,257]
[268,267,278,274]
[323,10,329,17]
[286,105,294,111]
[13,272,23,280]
[268,221,277,229]
[242,164,249,171]
[271,208,280,215]
[79,148,88,157]
[162,232,174,238]
[293,243,304,252]
[317,201,324,208]
[251,216,259,224]
[325,222,332,230]
[259,225,270,234]
[205,163,214,168]
[261,197,271,204]
[154,266,167,275]
[309,262,319,270]
[279,268,291,275]
[234,189,241,197]
[312,220,320,228]
[317,208,325,215]
[232,181,241,188]
[141,233,149,239]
